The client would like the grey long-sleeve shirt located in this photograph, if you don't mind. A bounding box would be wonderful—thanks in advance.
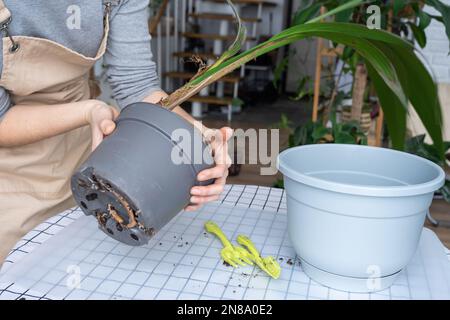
[0,0,161,118]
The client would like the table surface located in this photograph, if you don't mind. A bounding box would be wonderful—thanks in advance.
[0,184,449,300]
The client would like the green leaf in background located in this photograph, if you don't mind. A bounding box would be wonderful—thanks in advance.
[207,0,247,70]
[377,41,444,156]
[306,0,364,24]
[333,0,357,22]
[393,0,409,16]
[293,1,324,25]
[429,14,444,23]
[341,46,356,61]
[405,134,450,167]
[290,75,312,101]
[292,124,309,146]
[425,0,450,51]
[292,0,360,26]
[273,55,289,89]
[408,22,427,48]
[335,131,358,144]
[312,125,329,141]
[367,63,407,150]
[275,113,293,130]
[418,10,432,29]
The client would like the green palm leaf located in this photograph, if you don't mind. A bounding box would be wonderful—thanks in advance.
[161,0,444,158]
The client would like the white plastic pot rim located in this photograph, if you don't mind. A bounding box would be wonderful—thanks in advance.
[277,144,445,198]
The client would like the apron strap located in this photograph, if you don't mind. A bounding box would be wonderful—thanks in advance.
[103,0,120,15]
[0,0,11,25]
[0,0,18,53]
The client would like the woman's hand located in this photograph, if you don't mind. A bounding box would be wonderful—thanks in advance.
[186,127,234,211]
[85,100,120,151]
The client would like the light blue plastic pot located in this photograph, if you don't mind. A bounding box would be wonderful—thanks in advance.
[277,144,445,292]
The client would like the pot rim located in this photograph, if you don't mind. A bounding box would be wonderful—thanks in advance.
[277,144,445,197]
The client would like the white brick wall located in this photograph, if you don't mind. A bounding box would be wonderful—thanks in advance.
[418,0,450,84]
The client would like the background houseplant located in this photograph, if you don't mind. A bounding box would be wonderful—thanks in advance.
[272,0,450,192]
[161,0,446,161]
[405,134,450,204]
[282,0,450,150]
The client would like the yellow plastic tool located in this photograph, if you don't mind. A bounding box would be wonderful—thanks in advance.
[205,221,254,268]
[236,235,281,279]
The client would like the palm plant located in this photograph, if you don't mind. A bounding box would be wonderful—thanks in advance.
[160,0,447,158]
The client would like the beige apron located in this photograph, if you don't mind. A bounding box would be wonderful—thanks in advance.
[0,1,111,265]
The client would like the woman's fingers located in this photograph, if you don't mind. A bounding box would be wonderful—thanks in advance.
[183,127,233,212]
[88,103,118,151]
[91,125,104,151]
[100,119,116,136]
[185,205,201,212]
[197,164,229,182]
[191,182,225,197]
[208,127,233,167]
[190,194,220,204]
[91,119,116,151]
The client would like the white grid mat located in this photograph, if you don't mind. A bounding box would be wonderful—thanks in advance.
[0,184,449,300]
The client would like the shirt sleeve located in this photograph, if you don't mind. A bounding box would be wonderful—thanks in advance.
[0,87,11,120]
[104,0,161,109]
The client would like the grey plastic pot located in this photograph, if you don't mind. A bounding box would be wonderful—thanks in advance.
[277,144,445,293]
[71,102,214,246]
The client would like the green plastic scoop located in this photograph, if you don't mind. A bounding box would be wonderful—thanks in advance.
[236,235,281,279]
[204,221,253,267]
